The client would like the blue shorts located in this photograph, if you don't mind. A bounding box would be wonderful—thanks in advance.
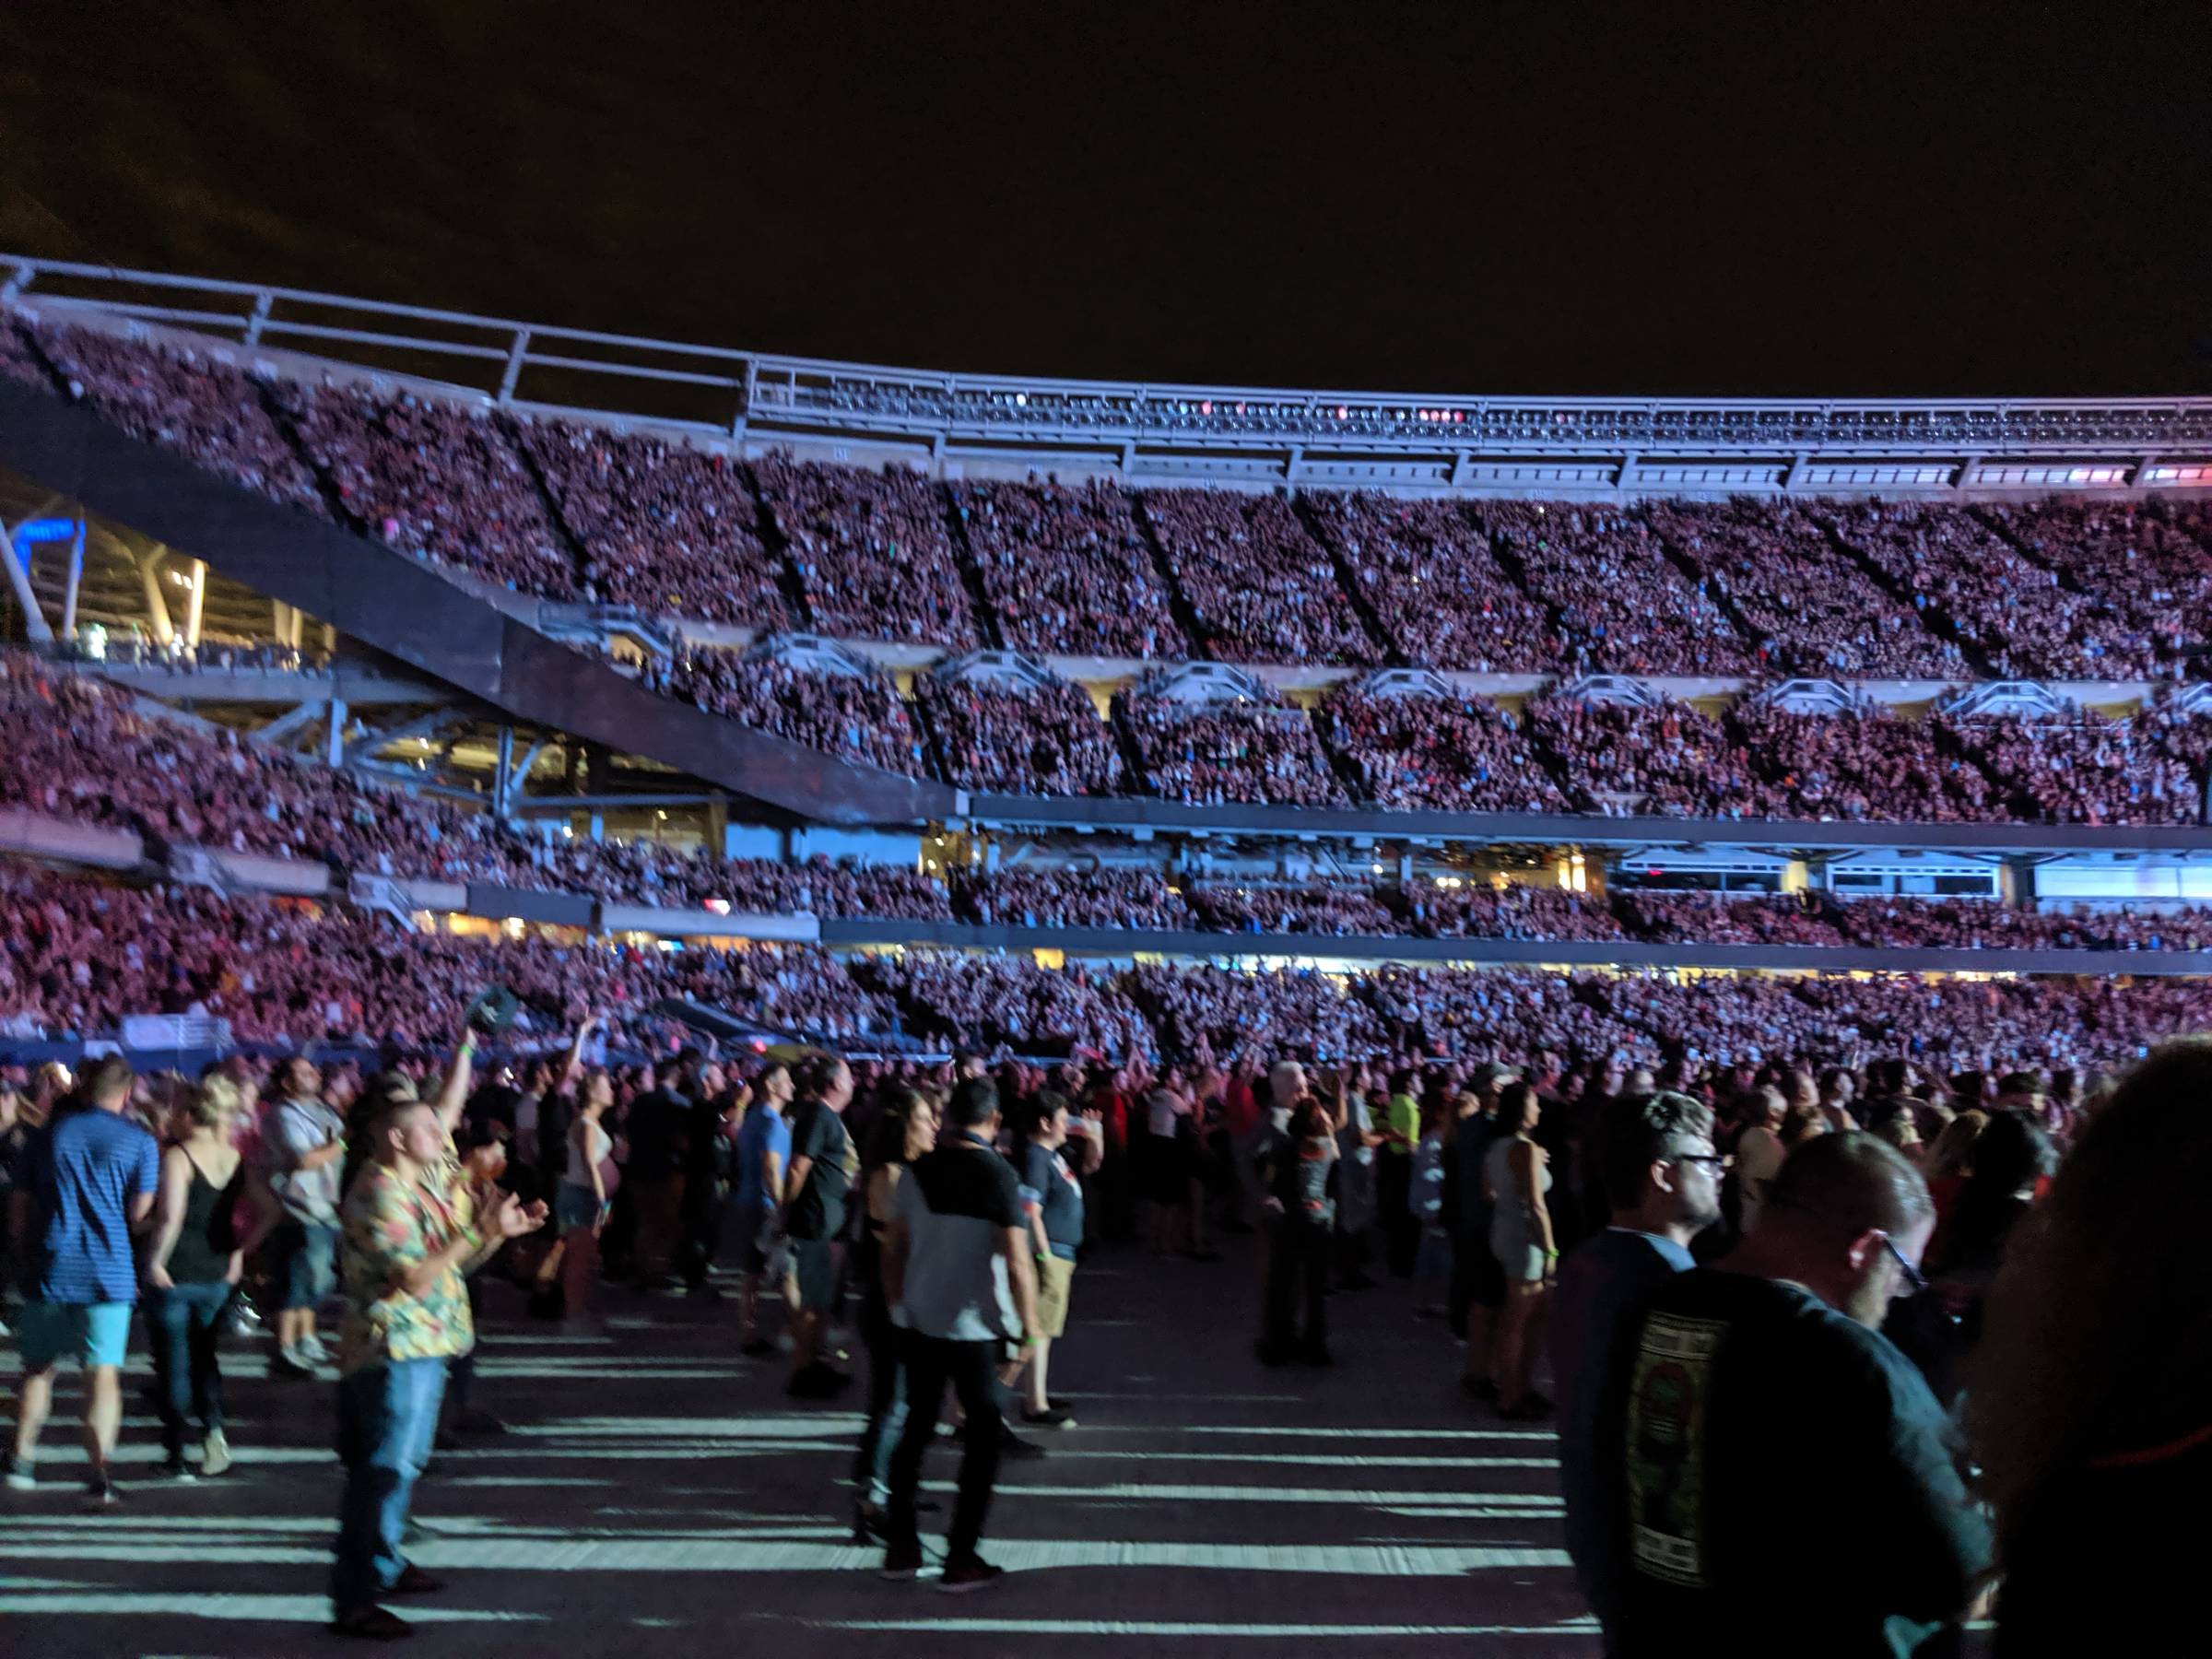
[17,1300,135,1370]
[274,1220,339,1311]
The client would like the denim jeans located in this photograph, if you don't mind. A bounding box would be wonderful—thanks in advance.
[852,1269,908,1505]
[886,1330,1002,1564]
[148,1280,231,1453]
[330,1357,450,1613]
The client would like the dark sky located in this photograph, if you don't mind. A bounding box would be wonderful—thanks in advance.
[2,2,2208,397]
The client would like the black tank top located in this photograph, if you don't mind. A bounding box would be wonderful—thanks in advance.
[169,1151,242,1285]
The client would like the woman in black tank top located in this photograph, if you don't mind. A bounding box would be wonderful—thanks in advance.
[146,1077,267,1480]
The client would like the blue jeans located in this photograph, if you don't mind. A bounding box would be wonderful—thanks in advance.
[148,1281,232,1453]
[330,1357,450,1613]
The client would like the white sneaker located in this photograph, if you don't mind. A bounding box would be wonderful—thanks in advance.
[200,1430,232,1479]
[294,1333,330,1366]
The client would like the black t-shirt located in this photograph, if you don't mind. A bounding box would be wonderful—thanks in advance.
[624,1087,690,1181]
[784,1098,854,1241]
[1606,1270,1991,1658]
[1019,1141,1084,1254]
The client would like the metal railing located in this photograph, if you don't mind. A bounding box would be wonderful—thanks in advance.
[10,253,2212,482]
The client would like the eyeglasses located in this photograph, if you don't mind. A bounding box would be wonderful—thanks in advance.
[1672,1151,1730,1173]
[1877,1232,1928,1295]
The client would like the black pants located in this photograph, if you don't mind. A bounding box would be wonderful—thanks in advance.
[1261,1219,1330,1358]
[149,1280,230,1453]
[886,1331,1002,1564]
[1378,1154,1418,1277]
[851,1250,908,1505]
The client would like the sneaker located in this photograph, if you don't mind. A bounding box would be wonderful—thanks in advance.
[938,1557,1005,1594]
[997,1432,1048,1462]
[294,1332,331,1365]
[328,1605,413,1640]
[385,1564,446,1595]
[879,1544,924,1581]
[200,1430,232,1479]
[2,1453,33,1492]
[160,1452,198,1483]
[87,1471,122,1506]
[1020,1406,1077,1430]
[269,1346,315,1380]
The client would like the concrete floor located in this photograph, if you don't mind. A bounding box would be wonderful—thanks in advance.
[2,1244,1599,1657]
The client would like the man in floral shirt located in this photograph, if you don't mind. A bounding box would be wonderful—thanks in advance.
[328,1075,543,1641]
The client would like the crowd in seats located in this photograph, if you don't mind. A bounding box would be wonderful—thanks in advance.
[1363,965,1641,1063]
[36,324,328,519]
[1645,499,1965,679]
[1730,702,2004,822]
[1983,499,2212,677]
[1524,692,1760,818]
[644,652,929,776]
[1137,489,1380,665]
[1398,883,1628,941]
[270,378,578,596]
[1,315,50,390]
[1301,491,1560,671]
[1127,962,1382,1061]
[953,867,1194,931]
[1183,882,1400,935]
[716,942,900,1042]
[1616,890,1852,947]
[1319,688,1566,811]
[513,418,791,627]
[751,455,975,647]
[917,675,1124,796]
[1943,712,2206,827]
[1480,501,1758,675]
[1117,683,1348,806]
[1828,501,2149,679]
[0,651,526,882]
[950,478,1185,659]
[855,952,1149,1056]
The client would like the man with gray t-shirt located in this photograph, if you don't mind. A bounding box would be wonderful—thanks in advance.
[877,1078,1041,1593]
[260,1057,346,1376]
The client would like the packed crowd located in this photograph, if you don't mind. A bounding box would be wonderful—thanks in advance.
[853,953,1150,1057]
[1319,687,1568,812]
[1115,681,1348,806]
[1941,711,2207,827]
[1643,499,1967,679]
[916,675,1124,796]
[512,417,792,627]
[751,455,976,648]
[1727,701,2003,822]
[1481,501,1760,677]
[1300,490,1559,671]
[1615,890,1852,947]
[1523,692,1757,818]
[949,478,1184,659]
[644,651,930,776]
[951,867,1194,931]
[1136,489,1380,665]
[1184,882,1401,935]
[20,315,2212,703]
[1393,882,1629,941]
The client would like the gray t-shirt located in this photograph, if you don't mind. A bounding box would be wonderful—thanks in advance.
[892,1141,1024,1342]
[265,1096,346,1225]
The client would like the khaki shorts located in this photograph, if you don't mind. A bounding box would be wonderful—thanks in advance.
[1033,1253,1076,1339]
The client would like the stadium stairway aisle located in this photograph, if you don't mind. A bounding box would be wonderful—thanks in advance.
[0,1249,1600,1658]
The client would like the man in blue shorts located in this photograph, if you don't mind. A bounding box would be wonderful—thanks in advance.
[5,1057,159,1502]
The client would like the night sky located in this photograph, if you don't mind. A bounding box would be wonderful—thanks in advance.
[2,2,2208,397]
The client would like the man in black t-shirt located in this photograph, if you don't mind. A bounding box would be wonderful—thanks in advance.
[625,1055,696,1287]
[1601,1133,1991,1658]
[780,1057,857,1398]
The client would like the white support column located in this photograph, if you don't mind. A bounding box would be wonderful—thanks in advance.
[324,698,347,769]
[0,519,53,643]
[182,558,207,648]
[242,291,275,347]
[492,725,515,813]
[497,329,531,406]
[59,523,84,642]
[139,553,173,645]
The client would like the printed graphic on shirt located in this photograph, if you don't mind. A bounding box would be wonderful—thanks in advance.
[1624,1310,1726,1589]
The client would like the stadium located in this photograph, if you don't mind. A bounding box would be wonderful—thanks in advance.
[0,9,2205,1653]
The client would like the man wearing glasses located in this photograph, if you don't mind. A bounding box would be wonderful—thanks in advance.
[1599,1132,1991,1657]
[1551,1090,1725,1645]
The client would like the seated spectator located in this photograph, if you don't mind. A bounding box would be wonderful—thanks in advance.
[648,650,930,777]
[1183,883,1399,936]
[1617,890,1851,947]
[1731,702,2004,823]
[954,868,1194,931]
[1945,709,2205,827]
[1525,692,1769,818]
[1394,883,1628,942]
[1981,498,2212,680]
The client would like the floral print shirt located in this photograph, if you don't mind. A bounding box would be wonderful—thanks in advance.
[337,1150,476,1375]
